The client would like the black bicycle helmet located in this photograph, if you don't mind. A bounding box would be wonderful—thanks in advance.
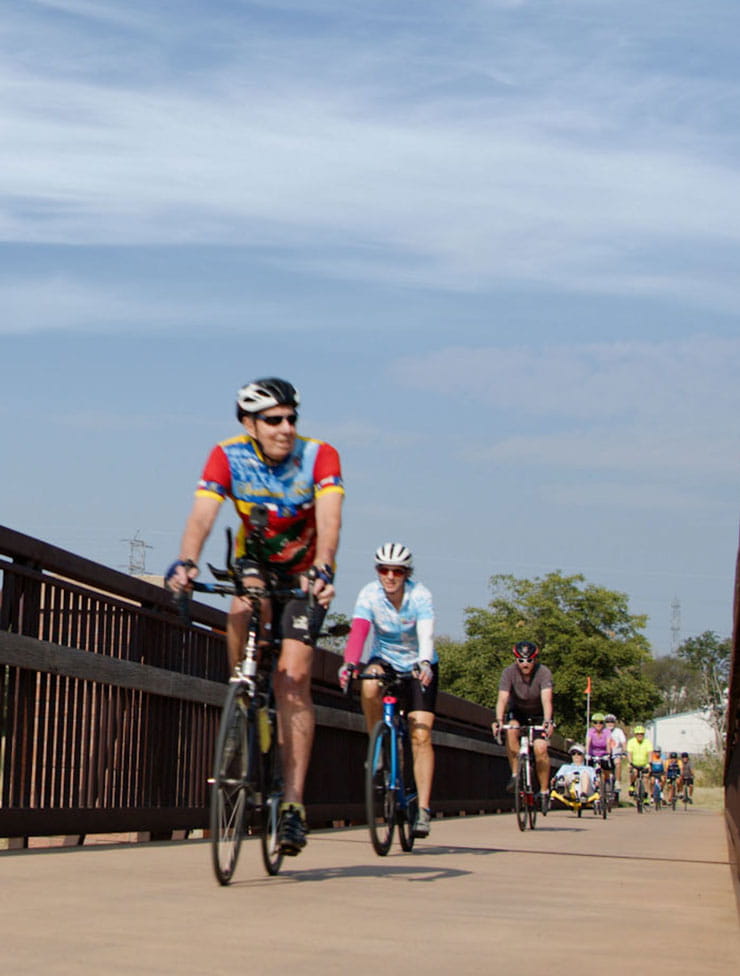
[512,640,539,662]
[236,378,300,421]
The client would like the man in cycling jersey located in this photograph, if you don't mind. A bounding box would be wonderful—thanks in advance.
[166,378,344,856]
[491,641,554,811]
[338,543,438,839]
[665,751,681,803]
[626,725,653,801]
[678,752,695,803]
[649,748,666,803]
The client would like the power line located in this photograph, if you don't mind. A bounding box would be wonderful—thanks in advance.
[121,531,153,575]
[670,596,681,653]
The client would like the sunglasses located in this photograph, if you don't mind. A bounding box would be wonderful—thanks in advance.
[256,413,298,427]
[377,566,406,577]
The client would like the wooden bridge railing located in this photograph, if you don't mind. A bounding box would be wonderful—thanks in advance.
[0,525,550,844]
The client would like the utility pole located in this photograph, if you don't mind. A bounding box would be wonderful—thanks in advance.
[670,597,681,654]
[121,531,152,576]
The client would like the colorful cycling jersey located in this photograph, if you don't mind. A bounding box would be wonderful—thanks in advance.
[586,726,611,757]
[665,760,681,780]
[650,760,665,776]
[195,433,343,574]
[350,578,437,673]
[626,737,653,767]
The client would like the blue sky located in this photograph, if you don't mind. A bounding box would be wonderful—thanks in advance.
[2,0,739,655]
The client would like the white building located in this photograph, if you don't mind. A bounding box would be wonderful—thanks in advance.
[645,710,717,755]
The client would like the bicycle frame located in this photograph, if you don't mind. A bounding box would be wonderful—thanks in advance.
[352,664,420,855]
[500,722,546,830]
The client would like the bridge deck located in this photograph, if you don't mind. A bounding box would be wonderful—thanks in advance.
[2,806,738,975]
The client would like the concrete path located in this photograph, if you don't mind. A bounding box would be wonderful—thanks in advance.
[2,806,738,976]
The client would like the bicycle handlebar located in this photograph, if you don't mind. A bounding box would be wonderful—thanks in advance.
[343,661,421,696]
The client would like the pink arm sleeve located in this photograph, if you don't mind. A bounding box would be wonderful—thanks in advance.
[343,618,371,665]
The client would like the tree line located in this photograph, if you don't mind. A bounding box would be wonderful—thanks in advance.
[326,570,731,745]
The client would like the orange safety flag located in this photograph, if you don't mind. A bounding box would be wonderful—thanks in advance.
[584,676,591,695]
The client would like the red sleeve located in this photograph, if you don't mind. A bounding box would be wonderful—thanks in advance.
[313,442,343,495]
[196,444,232,498]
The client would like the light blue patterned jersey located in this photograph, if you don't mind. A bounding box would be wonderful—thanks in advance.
[351,579,436,673]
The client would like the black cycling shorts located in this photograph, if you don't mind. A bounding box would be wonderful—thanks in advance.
[366,658,438,715]
[276,596,326,644]
[506,710,548,740]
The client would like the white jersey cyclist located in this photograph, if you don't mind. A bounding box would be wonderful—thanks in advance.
[344,577,436,673]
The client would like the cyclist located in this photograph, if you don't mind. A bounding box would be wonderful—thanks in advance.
[665,751,681,804]
[649,748,666,803]
[604,714,627,803]
[586,711,614,799]
[626,725,653,802]
[166,377,344,856]
[678,752,695,803]
[492,641,554,811]
[553,744,597,803]
[338,543,438,839]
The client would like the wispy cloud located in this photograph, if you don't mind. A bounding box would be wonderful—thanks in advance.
[395,336,740,480]
[3,1,740,314]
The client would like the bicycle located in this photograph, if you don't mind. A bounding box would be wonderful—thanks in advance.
[680,776,693,811]
[500,721,549,831]
[630,765,650,813]
[346,662,420,856]
[651,774,663,811]
[589,755,614,819]
[178,508,322,884]
[549,775,590,818]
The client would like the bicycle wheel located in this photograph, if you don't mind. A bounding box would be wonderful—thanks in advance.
[259,707,284,876]
[600,774,608,820]
[636,777,644,813]
[653,783,662,811]
[397,728,418,852]
[210,682,251,885]
[366,721,396,855]
[514,763,527,831]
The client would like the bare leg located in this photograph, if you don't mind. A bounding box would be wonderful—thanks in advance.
[533,738,550,792]
[408,710,435,810]
[505,724,521,776]
[273,638,314,804]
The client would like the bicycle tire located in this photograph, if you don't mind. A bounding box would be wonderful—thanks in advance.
[259,707,284,876]
[210,682,251,885]
[366,721,396,855]
[397,728,418,852]
[636,777,644,813]
[514,763,527,831]
[600,775,608,820]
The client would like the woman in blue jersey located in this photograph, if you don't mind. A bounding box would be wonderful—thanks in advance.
[338,543,438,838]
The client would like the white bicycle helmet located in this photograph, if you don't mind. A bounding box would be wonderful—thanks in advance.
[374,542,413,573]
[236,378,300,420]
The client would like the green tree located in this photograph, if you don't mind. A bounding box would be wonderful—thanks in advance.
[439,571,659,739]
[675,630,731,751]
[644,655,703,716]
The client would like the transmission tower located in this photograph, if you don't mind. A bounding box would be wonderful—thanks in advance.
[121,531,153,576]
[670,597,681,654]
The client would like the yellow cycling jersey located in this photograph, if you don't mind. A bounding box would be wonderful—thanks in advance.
[626,737,653,767]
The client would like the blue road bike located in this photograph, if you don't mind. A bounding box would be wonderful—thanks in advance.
[348,663,420,856]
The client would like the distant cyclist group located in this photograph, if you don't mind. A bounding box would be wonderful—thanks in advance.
[165,376,694,874]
